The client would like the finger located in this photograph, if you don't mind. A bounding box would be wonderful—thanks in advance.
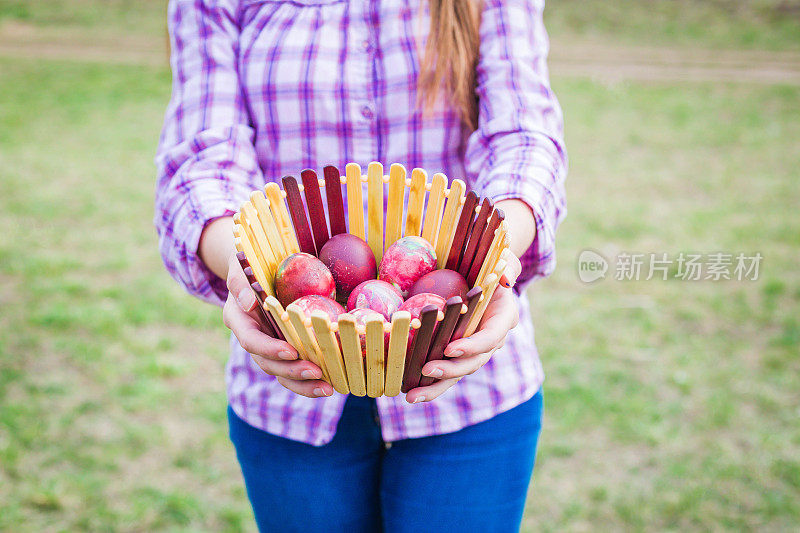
[421,350,494,380]
[224,296,298,360]
[405,377,459,403]
[499,252,522,289]
[227,254,257,312]
[276,376,334,398]
[250,354,325,381]
[444,287,517,357]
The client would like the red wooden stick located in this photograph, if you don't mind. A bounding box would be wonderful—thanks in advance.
[251,281,285,341]
[458,198,493,278]
[467,208,505,287]
[401,305,439,393]
[324,165,347,236]
[445,190,478,271]
[451,287,483,341]
[418,296,463,387]
[301,169,330,253]
[236,252,278,338]
[282,175,316,255]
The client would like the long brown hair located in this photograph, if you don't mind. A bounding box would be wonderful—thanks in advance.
[419,0,482,131]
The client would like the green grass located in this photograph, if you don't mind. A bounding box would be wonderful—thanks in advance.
[0,0,167,37]
[2,0,799,50]
[0,59,251,531]
[526,77,800,531]
[545,0,800,50]
[1,1,799,531]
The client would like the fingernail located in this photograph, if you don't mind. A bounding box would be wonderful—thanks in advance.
[278,350,297,360]
[236,288,256,311]
[301,370,319,380]
[313,387,330,397]
[446,349,463,358]
[424,368,443,378]
[413,396,426,404]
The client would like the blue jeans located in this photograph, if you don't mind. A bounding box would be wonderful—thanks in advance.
[228,391,543,533]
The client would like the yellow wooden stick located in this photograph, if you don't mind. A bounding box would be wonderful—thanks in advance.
[367,162,385,264]
[464,275,498,338]
[421,172,448,246]
[474,225,507,290]
[435,179,466,268]
[385,163,406,249]
[237,213,271,286]
[233,226,272,297]
[365,318,385,398]
[465,258,507,337]
[265,182,299,254]
[384,311,411,397]
[251,191,287,263]
[264,296,306,360]
[346,163,365,240]
[286,305,331,383]
[241,202,278,284]
[337,314,367,396]
[310,312,350,395]
[405,168,427,237]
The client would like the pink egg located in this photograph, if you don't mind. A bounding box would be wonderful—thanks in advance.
[349,308,388,358]
[399,293,447,348]
[292,295,345,322]
[347,279,404,320]
[398,292,447,321]
[379,236,437,296]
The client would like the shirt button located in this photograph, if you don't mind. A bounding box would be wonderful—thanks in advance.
[361,105,374,120]
[361,40,371,52]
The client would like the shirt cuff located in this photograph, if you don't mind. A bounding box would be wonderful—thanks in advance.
[477,167,560,289]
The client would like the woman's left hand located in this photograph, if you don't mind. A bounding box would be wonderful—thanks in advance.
[405,253,523,404]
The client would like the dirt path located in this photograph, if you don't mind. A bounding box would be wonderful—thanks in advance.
[2,20,800,84]
[548,37,800,84]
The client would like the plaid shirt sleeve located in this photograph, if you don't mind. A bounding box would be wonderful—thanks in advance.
[154,0,262,306]
[464,0,568,287]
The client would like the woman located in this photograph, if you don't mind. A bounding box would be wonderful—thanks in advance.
[155,0,566,530]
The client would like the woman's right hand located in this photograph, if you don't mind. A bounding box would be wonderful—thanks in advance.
[223,253,333,398]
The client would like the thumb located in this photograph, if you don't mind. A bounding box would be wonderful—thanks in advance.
[227,254,257,312]
[499,251,522,289]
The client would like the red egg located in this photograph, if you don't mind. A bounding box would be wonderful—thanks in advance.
[319,233,377,302]
[379,236,437,296]
[349,308,388,358]
[347,279,404,320]
[292,295,344,322]
[408,269,468,301]
[274,252,335,308]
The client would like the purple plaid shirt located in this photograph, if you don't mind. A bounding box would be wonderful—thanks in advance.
[155,0,566,445]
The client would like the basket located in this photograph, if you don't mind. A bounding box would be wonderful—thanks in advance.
[233,162,509,397]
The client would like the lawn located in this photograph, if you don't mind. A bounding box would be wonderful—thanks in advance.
[0,1,799,531]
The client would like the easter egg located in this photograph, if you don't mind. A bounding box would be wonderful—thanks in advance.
[379,236,437,296]
[274,252,335,308]
[408,269,468,301]
[347,279,404,321]
[292,295,344,322]
[318,233,377,302]
[399,292,447,348]
[349,308,388,358]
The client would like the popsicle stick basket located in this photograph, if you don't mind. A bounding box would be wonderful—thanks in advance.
[234,162,510,397]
